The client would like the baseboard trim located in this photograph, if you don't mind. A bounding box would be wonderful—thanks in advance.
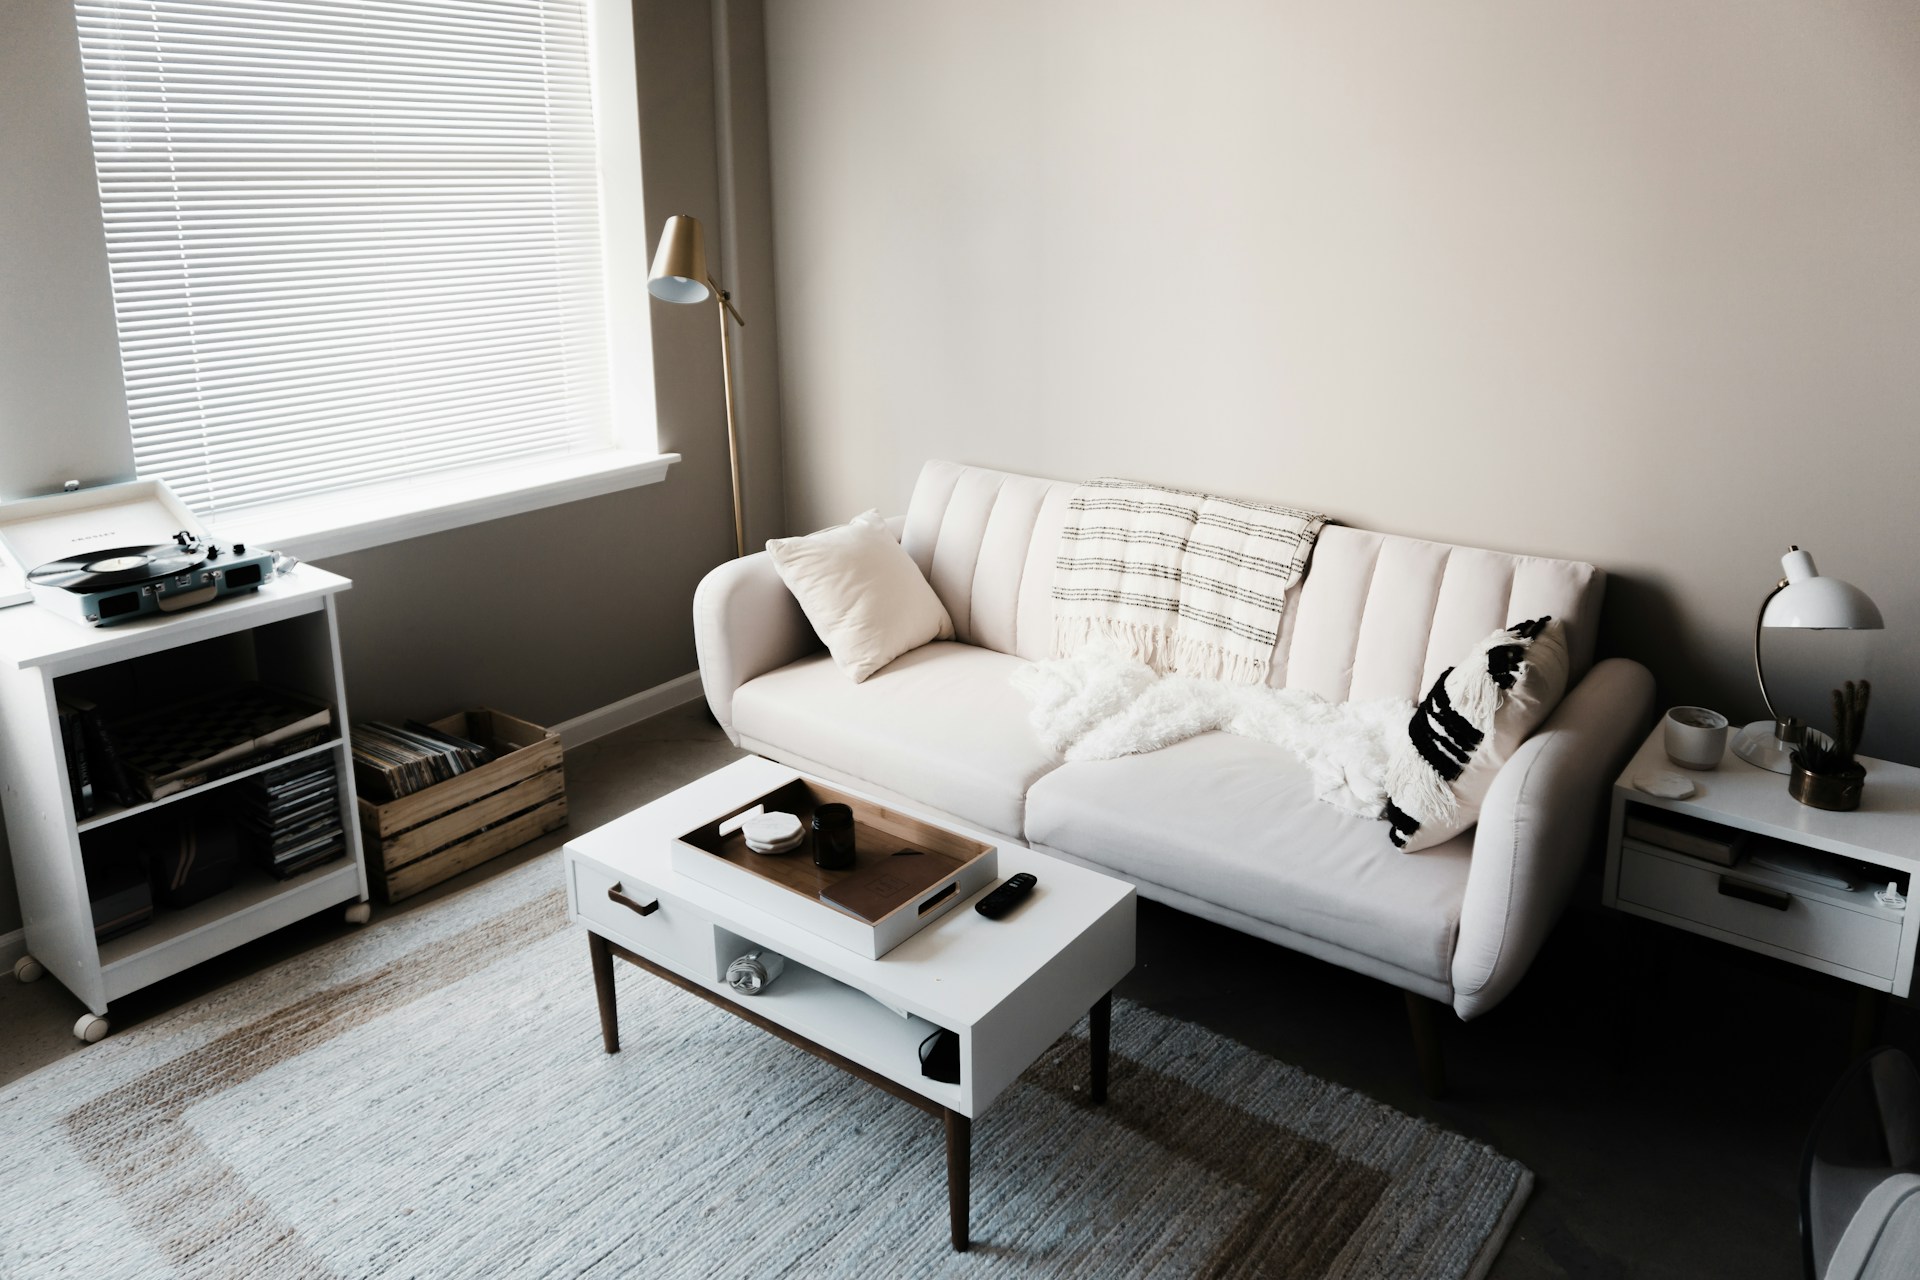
[551,671,705,749]
[0,927,24,971]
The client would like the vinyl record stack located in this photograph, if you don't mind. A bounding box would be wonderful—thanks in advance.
[351,721,492,802]
[232,756,346,879]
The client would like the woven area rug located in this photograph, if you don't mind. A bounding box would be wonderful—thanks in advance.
[0,853,1529,1279]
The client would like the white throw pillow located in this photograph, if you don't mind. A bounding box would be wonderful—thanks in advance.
[1382,617,1570,852]
[766,510,954,683]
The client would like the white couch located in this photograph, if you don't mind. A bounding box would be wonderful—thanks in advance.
[694,461,1654,1030]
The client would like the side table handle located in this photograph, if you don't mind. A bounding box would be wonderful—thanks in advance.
[1717,877,1790,911]
[608,883,660,917]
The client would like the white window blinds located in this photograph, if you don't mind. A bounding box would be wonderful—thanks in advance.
[73,0,616,520]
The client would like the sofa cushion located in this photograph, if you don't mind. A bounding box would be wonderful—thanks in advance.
[730,642,1059,839]
[766,510,954,682]
[1024,731,1472,983]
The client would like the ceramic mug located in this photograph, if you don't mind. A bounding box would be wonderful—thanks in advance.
[1664,706,1729,770]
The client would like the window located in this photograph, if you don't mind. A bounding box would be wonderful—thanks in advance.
[72,0,654,528]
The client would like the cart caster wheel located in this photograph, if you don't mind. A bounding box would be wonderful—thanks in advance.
[14,954,45,983]
[73,1014,110,1043]
[344,902,371,925]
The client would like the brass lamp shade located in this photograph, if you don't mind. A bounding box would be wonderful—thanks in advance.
[647,214,712,304]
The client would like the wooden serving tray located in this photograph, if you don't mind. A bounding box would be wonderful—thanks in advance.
[673,776,998,958]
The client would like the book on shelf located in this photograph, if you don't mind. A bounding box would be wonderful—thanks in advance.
[150,801,240,909]
[1624,808,1749,867]
[109,684,334,802]
[80,827,152,941]
[56,698,95,820]
[67,694,136,807]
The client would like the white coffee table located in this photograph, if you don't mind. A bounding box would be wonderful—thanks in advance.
[562,757,1137,1251]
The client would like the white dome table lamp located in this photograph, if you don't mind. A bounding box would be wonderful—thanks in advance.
[1733,546,1884,773]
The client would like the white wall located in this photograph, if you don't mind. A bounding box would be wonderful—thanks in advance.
[764,0,1920,760]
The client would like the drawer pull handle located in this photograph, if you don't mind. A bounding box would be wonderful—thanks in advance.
[1717,878,1790,911]
[608,883,659,917]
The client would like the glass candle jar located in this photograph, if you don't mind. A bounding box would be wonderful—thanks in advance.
[811,803,856,870]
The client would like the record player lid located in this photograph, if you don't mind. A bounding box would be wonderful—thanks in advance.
[0,480,209,607]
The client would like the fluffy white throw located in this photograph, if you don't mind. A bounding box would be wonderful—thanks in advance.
[1012,643,1413,819]
[1051,477,1325,686]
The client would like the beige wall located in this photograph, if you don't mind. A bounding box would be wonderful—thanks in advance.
[0,0,778,939]
[764,0,1920,760]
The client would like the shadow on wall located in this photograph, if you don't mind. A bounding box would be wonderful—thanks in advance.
[1599,571,1756,729]
[1597,574,1692,710]
[1599,572,1903,763]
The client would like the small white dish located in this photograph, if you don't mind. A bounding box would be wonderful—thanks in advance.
[1632,770,1698,800]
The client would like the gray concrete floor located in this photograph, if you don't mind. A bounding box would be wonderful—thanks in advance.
[3,699,1913,1277]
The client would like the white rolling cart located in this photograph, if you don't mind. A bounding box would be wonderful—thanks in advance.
[0,564,370,1042]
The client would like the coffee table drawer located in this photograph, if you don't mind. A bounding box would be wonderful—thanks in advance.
[1617,845,1900,980]
[570,857,716,978]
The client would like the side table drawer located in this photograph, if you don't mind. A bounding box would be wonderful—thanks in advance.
[1617,846,1901,980]
[569,857,717,979]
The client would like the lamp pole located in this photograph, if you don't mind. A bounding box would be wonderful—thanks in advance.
[715,283,745,559]
[647,213,750,559]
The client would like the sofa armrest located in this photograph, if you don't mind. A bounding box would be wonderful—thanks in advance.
[1450,657,1655,1020]
[692,551,820,744]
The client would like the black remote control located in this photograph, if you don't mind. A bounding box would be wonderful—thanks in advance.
[975,873,1037,919]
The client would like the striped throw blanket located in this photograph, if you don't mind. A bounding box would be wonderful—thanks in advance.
[1052,477,1325,685]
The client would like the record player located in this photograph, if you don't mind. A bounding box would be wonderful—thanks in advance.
[0,480,281,627]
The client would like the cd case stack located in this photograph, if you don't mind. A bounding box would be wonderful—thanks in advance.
[351,721,493,803]
[232,756,346,879]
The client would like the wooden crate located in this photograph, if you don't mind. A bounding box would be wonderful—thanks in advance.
[357,708,566,903]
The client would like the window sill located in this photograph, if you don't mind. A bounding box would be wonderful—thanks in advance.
[220,449,680,562]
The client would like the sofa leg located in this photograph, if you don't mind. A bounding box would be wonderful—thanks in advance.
[1405,992,1448,1099]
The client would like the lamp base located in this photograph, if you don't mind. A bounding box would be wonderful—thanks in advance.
[1733,719,1798,774]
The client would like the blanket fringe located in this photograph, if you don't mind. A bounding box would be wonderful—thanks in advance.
[1054,616,1272,684]
[1172,634,1270,686]
[1054,616,1177,672]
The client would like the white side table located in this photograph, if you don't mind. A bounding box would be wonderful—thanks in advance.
[1602,728,1918,1042]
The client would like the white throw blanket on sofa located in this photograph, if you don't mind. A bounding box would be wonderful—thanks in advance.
[1012,643,1413,818]
[1052,477,1325,686]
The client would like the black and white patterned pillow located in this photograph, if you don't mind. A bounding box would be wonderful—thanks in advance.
[1382,617,1569,852]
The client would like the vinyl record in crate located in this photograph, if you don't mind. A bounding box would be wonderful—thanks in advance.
[29,544,207,592]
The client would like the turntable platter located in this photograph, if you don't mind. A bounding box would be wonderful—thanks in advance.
[29,544,208,592]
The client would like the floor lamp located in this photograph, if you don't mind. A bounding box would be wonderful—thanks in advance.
[647,214,748,558]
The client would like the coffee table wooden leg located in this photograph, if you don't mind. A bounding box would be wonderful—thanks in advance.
[945,1109,971,1251]
[1090,991,1111,1104]
[589,932,620,1054]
